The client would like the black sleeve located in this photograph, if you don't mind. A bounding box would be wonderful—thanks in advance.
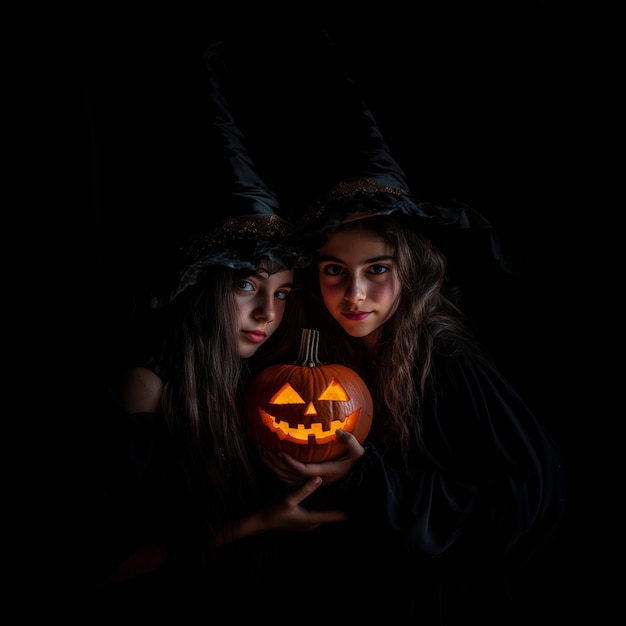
[336,352,566,570]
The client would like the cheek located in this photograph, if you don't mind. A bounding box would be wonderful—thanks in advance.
[234,302,249,329]
[371,281,400,308]
[270,304,286,331]
[320,282,341,306]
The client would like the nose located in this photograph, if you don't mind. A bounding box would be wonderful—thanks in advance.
[344,275,365,303]
[254,293,276,322]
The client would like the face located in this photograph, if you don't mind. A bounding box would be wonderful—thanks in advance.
[318,223,401,346]
[234,267,294,358]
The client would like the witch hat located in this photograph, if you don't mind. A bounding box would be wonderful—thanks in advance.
[151,41,306,308]
[296,40,513,275]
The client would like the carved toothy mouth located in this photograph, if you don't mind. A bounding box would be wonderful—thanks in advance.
[256,408,361,445]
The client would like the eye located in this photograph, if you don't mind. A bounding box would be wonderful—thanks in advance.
[321,263,345,276]
[368,263,390,275]
[274,288,291,302]
[234,279,255,292]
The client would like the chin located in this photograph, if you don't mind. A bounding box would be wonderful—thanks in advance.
[344,327,370,338]
[239,345,260,359]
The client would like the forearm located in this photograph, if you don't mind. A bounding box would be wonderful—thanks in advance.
[215,511,265,548]
[97,542,168,587]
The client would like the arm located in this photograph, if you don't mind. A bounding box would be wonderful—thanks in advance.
[95,367,170,586]
[99,476,348,586]
[344,354,566,566]
[119,366,163,414]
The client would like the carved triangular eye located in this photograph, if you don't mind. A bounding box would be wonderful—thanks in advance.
[269,383,306,405]
[318,379,349,401]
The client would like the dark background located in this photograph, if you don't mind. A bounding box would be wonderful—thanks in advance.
[56,3,623,621]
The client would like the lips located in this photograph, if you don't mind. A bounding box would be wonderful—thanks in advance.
[243,330,267,343]
[341,311,371,321]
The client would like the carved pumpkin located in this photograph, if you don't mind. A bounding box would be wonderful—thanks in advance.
[245,328,373,462]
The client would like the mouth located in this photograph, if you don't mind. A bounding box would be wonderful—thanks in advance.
[243,330,267,343]
[341,311,371,321]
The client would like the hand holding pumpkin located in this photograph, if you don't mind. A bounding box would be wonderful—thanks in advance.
[258,428,365,487]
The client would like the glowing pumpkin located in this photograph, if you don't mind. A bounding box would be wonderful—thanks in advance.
[245,328,373,462]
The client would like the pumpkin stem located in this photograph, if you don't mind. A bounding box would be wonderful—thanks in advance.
[296,329,321,367]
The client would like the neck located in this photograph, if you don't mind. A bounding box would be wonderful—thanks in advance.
[361,328,381,358]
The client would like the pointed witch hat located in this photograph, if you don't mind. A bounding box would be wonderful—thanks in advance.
[151,41,306,308]
[295,38,513,275]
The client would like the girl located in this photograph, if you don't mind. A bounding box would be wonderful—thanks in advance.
[254,57,566,622]
[259,183,566,625]
[85,42,346,619]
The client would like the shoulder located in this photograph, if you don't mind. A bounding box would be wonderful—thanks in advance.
[119,366,164,414]
[429,333,502,394]
[432,329,495,370]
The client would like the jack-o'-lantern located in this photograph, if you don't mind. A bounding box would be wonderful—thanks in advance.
[245,328,373,462]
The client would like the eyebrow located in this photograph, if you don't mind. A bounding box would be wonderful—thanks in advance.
[243,269,294,286]
[318,254,394,264]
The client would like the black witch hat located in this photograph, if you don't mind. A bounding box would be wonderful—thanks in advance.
[151,42,307,308]
[295,47,513,275]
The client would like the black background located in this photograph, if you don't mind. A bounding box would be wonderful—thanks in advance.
[55,3,623,621]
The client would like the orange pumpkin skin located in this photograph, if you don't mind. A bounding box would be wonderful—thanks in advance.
[245,330,373,463]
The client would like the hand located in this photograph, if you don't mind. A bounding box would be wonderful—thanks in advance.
[259,429,365,488]
[254,476,348,534]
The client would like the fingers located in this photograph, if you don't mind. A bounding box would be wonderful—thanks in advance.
[336,428,365,458]
[286,476,322,506]
[259,449,308,487]
[313,510,349,524]
[283,476,324,510]
[259,432,365,488]
[275,452,307,473]
[286,477,349,527]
